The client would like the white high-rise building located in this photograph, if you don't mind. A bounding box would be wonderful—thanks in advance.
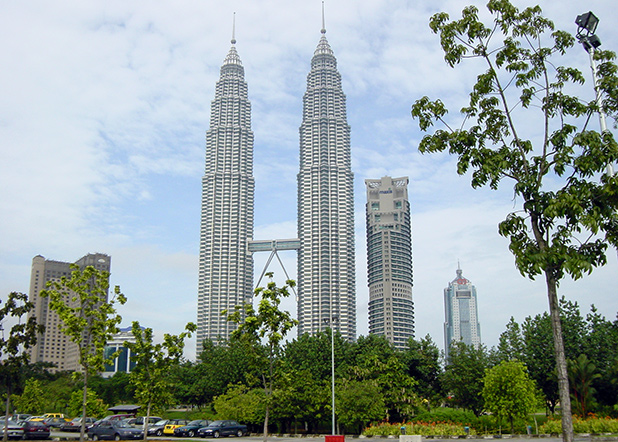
[197,33,254,354]
[365,176,414,350]
[444,265,482,360]
[297,22,356,341]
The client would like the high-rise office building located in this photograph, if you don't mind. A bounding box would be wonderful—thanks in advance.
[365,176,414,349]
[197,32,255,354]
[443,265,481,360]
[27,253,111,372]
[297,21,356,341]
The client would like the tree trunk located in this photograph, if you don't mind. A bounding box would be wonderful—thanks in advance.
[3,384,11,442]
[262,405,269,442]
[545,271,574,442]
[143,402,152,441]
[80,370,88,442]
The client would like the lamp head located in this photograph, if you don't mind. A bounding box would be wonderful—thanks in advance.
[576,11,599,35]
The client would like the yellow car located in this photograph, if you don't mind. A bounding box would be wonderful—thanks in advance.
[30,413,67,422]
[163,419,190,435]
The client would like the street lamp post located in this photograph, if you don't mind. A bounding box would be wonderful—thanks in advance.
[323,315,338,435]
[575,11,613,176]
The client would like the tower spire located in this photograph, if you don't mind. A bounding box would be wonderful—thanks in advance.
[231,12,236,44]
[321,1,326,34]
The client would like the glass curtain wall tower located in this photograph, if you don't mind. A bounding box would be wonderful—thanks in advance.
[365,176,414,349]
[197,32,254,354]
[297,20,356,341]
[443,265,481,360]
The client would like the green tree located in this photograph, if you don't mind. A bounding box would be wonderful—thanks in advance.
[347,335,417,421]
[582,306,618,410]
[67,389,107,418]
[41,264,126,441]
[401,335,443,410]
[226,273,298,442]
[213,384,265,427]
[497,317,525,362]
[0,292,43,442]
[272,368,329,433]
[335,379,385,435]
[568,354,600,416]
[442,342,495,416]
[124,320,196,440]
[483,360,540,433]
[11,379,44,415]
[522,312,558,413]
[411,1,618,440]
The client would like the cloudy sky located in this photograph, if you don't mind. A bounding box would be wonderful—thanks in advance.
[1,0,617,359]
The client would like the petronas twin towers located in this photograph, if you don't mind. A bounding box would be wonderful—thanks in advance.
[197,19,356,353]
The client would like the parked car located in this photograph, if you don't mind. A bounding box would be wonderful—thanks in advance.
[11,414,32,422]
[147,420,169,437]
[198,421,247,438]
[21,421,51,440]
[163,419,190,435]
[42,416,69,429]
[60,417,97,432]
[101,414,134,422]
[1,422,24,440]
[30,413,66,422]
[88,420,143,440]
[174,420,211,438]
[125,416,162,428]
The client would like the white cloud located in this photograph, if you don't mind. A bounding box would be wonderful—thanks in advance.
[1,0,617,361]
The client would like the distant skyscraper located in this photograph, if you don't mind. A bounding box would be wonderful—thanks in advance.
[444,265,481,360]
[27,253,111,372]
[297,20,356,341]
[365,176,414,349]
[197,31,254,354]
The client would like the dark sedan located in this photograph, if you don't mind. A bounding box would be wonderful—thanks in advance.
[174,420,211,438]
[198,421,247,438]
[88,420,143,440]
[60,417,97,432]
[21,421,50,440]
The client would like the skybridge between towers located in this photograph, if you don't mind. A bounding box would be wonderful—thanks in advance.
[248,239,300,298]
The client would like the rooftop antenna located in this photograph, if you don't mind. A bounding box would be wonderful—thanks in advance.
[321,1,326,34]
[231,12,236,44]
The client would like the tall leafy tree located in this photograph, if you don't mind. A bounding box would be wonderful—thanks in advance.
[41,264,126,442]
[11,378,44,416]
[497,317,525,362]
[346,335,417,421]
[124,320,196,440]
[226,273,298,442]
[582,306,618,409]
[411,1,618,440]
[335,379,385,435]
[401,335,443,410]
[441,342,495,416]
[0,292,43,442]
[483,360,540,433]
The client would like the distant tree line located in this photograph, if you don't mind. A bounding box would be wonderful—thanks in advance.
[5,297,618,434]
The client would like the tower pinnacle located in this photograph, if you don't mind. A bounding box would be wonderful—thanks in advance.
[321,1,326,34]
[231,12,236,45]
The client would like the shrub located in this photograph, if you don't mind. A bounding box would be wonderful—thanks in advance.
[413,408,477,425]
[540,416,618,434]
[363,421,475,436]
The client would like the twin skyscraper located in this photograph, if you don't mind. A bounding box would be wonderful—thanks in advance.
[196,17,356,353]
